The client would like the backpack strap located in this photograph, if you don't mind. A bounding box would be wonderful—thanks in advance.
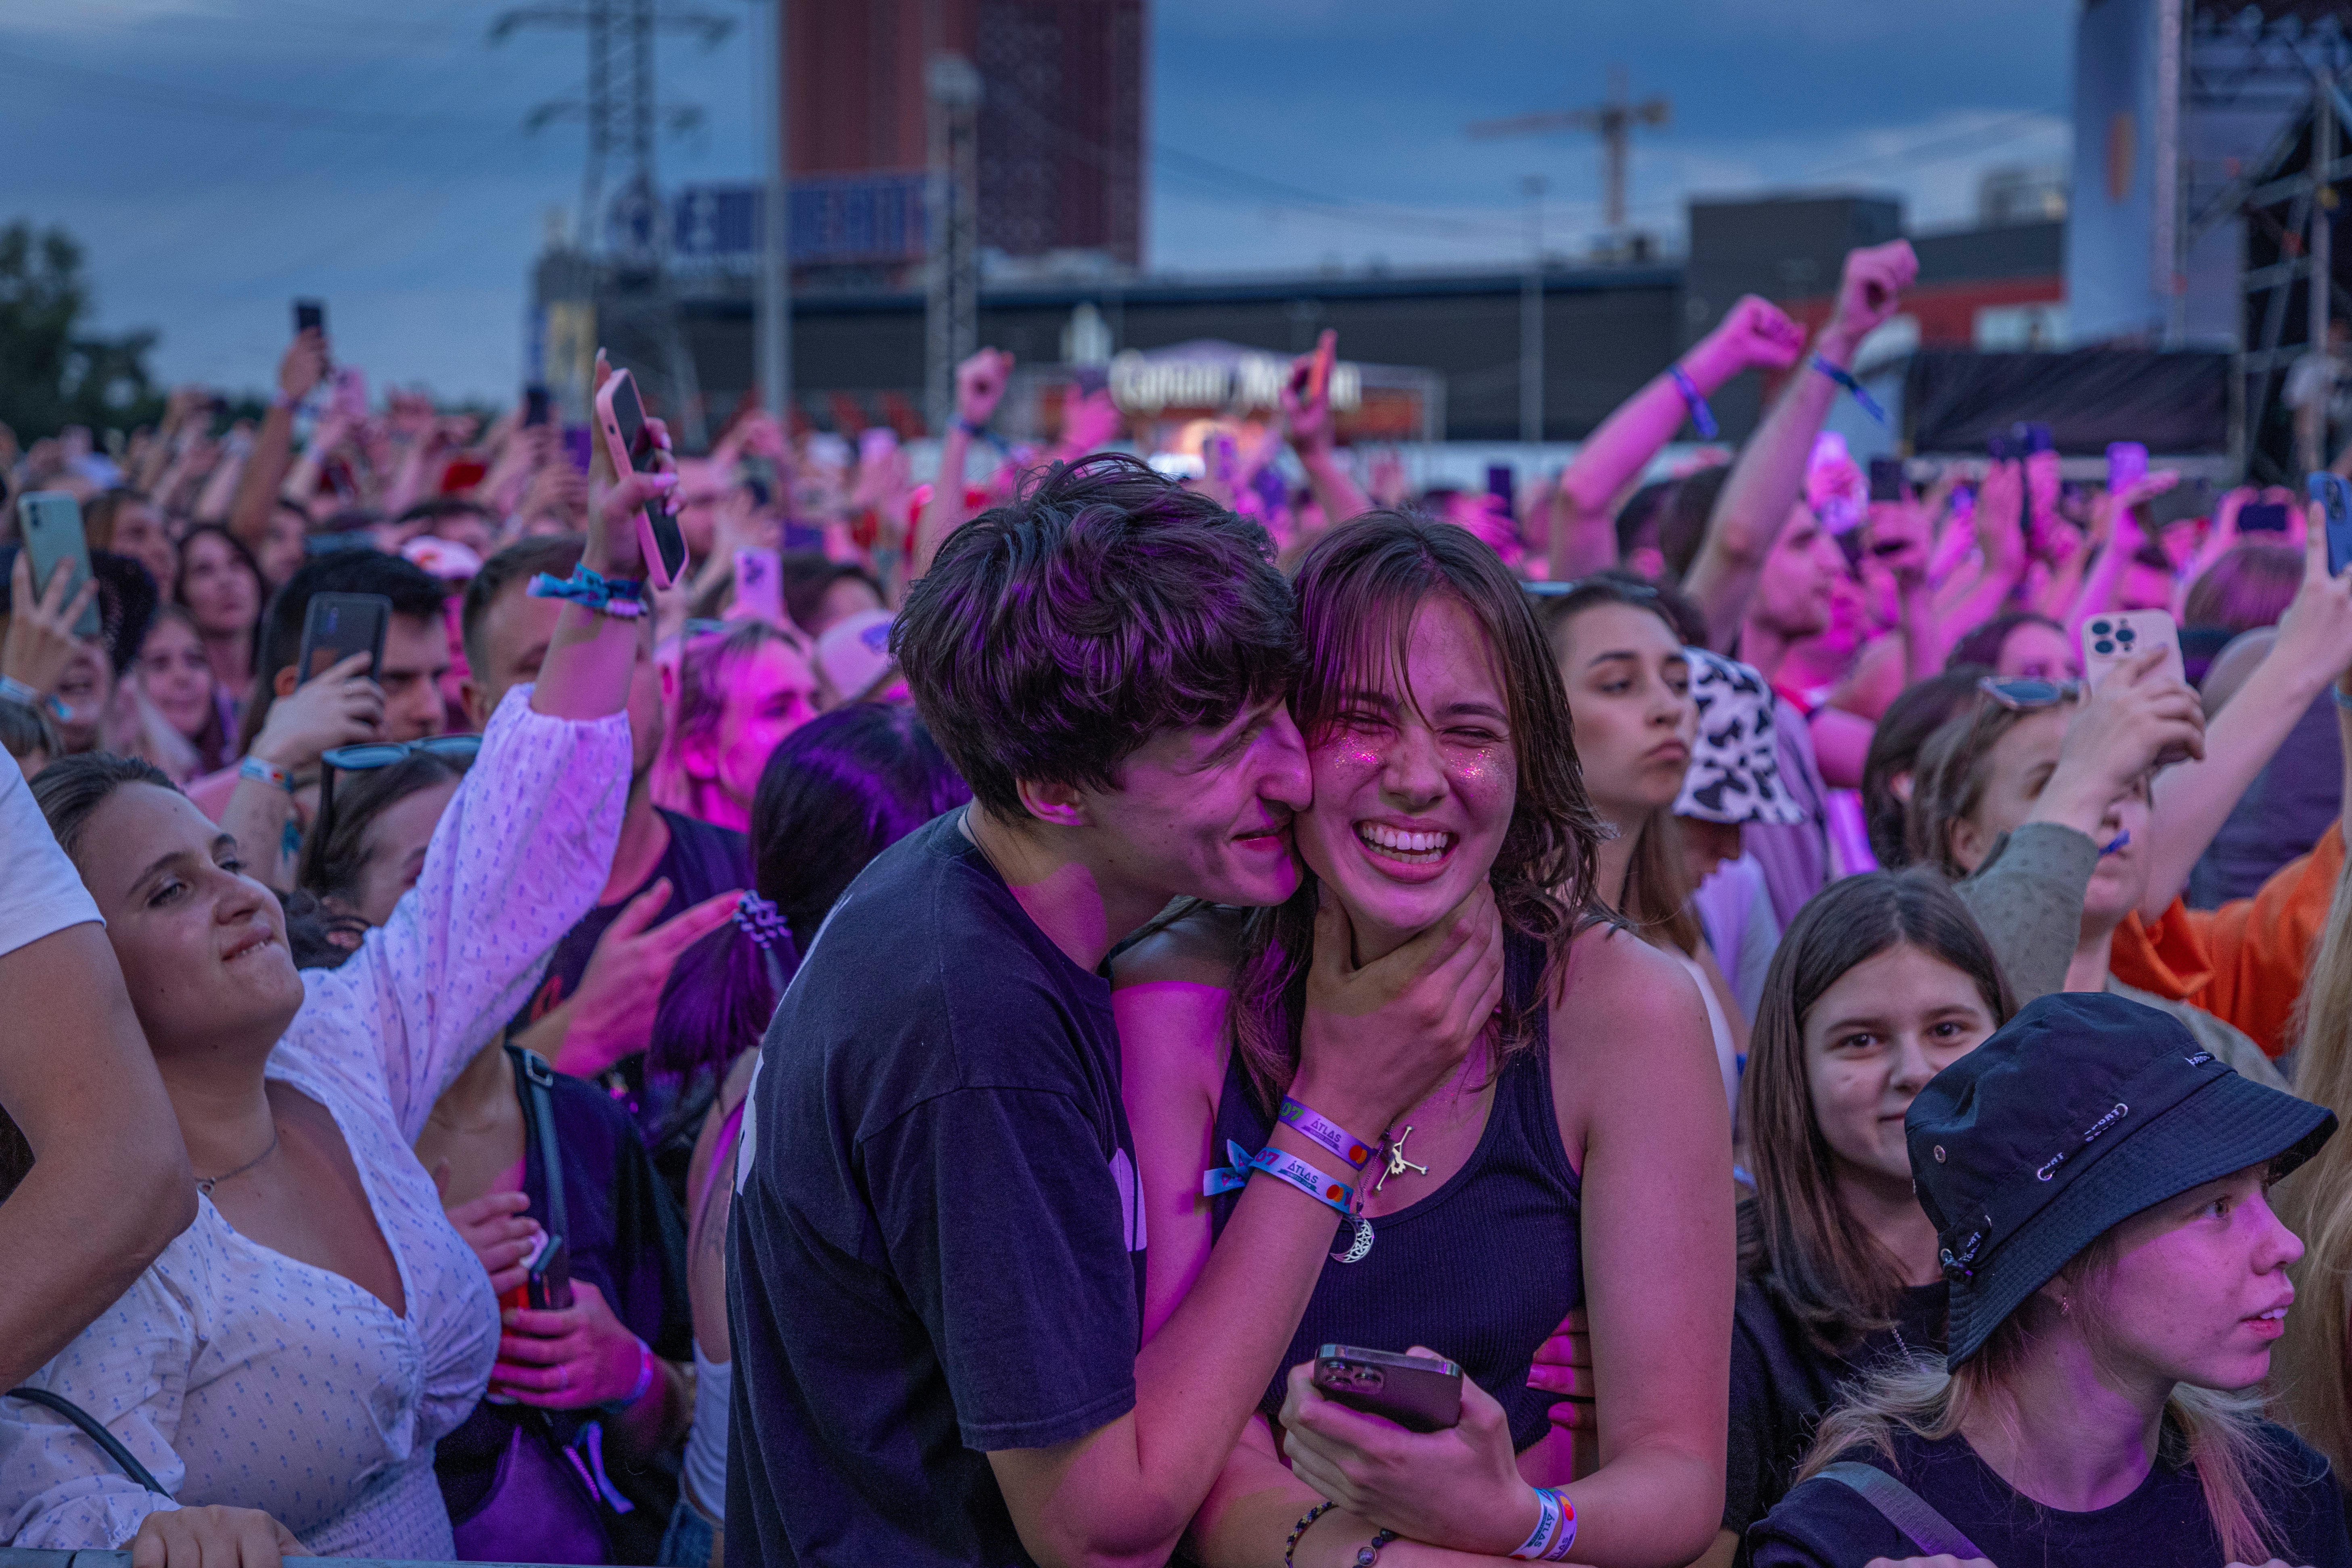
[508,1044,569,1244]
[4,1386,170,1496]
[1817,1461,1986,1561]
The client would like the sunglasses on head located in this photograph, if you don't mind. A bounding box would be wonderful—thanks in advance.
[1975,676,2081,711]
[316,734,484,852]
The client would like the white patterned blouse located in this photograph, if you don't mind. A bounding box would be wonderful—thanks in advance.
[0,687,630,1558]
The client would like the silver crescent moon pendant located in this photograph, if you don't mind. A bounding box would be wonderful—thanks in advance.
[1331,1216,1374,1264]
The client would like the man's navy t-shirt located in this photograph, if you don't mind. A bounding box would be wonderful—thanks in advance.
[725,811,1148,1568]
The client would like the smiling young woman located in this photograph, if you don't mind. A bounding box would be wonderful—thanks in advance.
[1114,510,1732,1568]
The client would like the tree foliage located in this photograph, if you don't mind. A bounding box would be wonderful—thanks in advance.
[0,219,165,441]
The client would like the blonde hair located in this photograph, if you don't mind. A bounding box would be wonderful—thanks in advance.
[2270,851,2352,1480]
[1798,1230,2285,1563]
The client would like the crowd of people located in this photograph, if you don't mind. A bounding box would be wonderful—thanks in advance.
[8,232,2352,1568]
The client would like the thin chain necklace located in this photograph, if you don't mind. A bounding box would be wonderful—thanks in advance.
[196,1123,280,1196]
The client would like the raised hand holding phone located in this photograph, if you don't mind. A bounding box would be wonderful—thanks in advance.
[2,546,99,700]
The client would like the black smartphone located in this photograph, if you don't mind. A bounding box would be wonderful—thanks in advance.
[296,592,390,684]
[2017,421,2053,456]
[1485,464,1515,512]
[294,299,325,336]
[1868,456,1907,503]
[603,372,689,587]
[1311,1345,1463,1433]
[2239,502,2292,534]
[523,385,551,429]
[15,491,100,640]
[526,1232,574,1310]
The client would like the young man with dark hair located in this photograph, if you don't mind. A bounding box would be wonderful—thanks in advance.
[461,535,745,1177]
[727,455,1503,1567]
[213,550,455,890]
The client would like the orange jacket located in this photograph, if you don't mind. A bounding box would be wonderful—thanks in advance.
[2108,823,2344,1057]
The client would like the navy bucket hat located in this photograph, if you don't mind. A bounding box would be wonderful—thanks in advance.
[1906,991,2334,1370]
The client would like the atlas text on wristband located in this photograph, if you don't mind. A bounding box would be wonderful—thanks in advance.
[239,755,297,794]
[1808,352,1888,425]
[1278,1096,1375,1171]
[1668,364,1719,439]
[0,674,70,723]
[1510,1486,1578,1560]
[1202,1138,1355,1219]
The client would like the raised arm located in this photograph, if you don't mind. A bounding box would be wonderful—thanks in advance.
[1682,241,1916,652]
[914,348,1010,582]
[227,328,328,554]
[2136,511,2352,921]
[1550,297,1804,583]
[305,359,656,1129]
[1284,348,1371,531]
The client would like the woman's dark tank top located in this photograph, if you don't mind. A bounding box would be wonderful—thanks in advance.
[1206,930,1583,1450]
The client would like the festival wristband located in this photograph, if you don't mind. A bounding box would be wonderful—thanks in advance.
[1541,1491,1578,1561]
[603,1338,656,1413]
[1808,352,1888,425]
[528,564,646,619]
[239,755,297,794]
[1202,1139,1355,1220]
[1277,1096,1375,1171]
[1510,1486,1562,1560]
[1668,365,1719,439]
[0,675,70,723]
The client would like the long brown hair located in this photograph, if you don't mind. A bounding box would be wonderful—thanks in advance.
[1227,510,1602,1113]
[1801,1230,2287,1565]
[1533,573,1699,954]
[2271,851,2352,1480]
[1743,870,2013,1353]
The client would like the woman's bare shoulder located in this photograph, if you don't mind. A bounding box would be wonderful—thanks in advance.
[1549,922,1710,1049]
[1111,903,1245,991]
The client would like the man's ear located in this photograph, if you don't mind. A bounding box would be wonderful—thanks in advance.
[459,677,489,732]
[679,730,719,783]
[1014,777,1089,830]
[272,664,299,700]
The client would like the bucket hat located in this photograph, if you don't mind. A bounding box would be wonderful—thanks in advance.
[1908,990,2334,1369]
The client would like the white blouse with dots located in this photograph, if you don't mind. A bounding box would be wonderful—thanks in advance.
[0,686,630,1558]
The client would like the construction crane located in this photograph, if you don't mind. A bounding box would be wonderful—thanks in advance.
[1470,66,1669,237]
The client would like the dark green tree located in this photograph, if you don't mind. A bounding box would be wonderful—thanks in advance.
[0,219,165,441]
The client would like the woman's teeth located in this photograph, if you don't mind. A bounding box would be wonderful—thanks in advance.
[1357,823,1452,864]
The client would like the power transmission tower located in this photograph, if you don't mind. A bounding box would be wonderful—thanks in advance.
[926,53,983,435]
[494,0,731,443]
[1470,66,1670,245]
[493,0,732,262]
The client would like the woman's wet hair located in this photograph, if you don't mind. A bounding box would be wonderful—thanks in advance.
[1742,869,2011,1354]
[1226,509,1604,1112]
